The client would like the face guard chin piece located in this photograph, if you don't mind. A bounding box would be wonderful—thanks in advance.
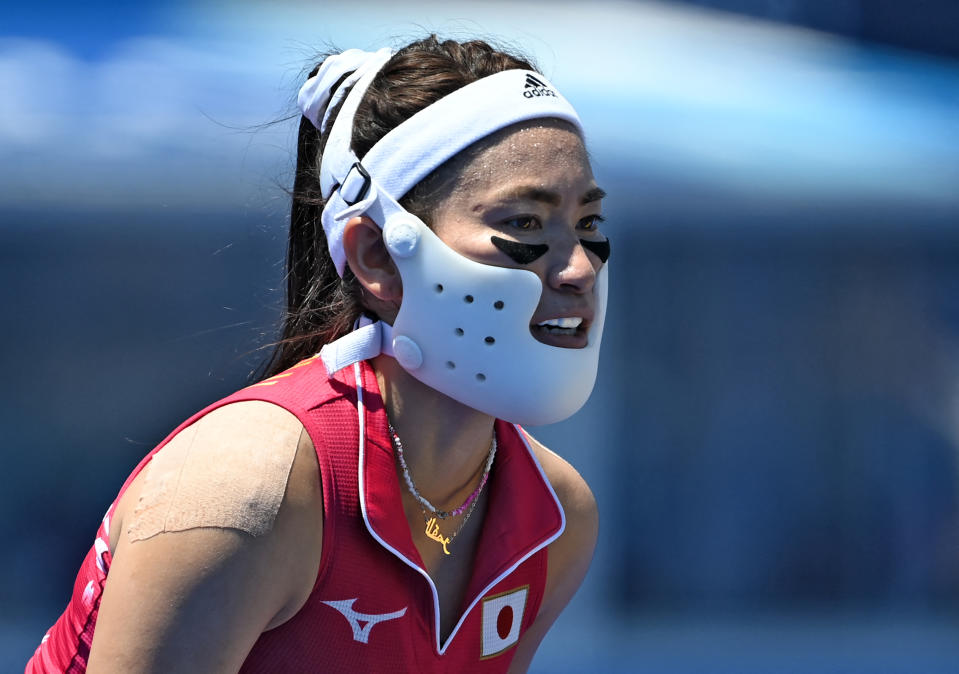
[380,211,608,426]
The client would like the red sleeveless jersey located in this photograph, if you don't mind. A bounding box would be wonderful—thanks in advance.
[27,357,565,672]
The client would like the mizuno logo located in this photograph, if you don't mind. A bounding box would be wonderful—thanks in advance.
[523,73,557,99]
[322,598,408,644]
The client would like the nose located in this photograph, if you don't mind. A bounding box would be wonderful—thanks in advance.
[546,235,597,294]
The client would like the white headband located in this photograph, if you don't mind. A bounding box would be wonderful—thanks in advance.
[297,49,583,276]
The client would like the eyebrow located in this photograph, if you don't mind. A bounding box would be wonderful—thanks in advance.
[489,185,607,207]
[582,186,607,205]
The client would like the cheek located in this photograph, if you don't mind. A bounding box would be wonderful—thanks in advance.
[433,219,505,266]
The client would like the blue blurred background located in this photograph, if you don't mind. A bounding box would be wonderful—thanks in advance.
[3,1,959,671]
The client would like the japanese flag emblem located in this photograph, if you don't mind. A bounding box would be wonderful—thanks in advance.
[480,585,529,658]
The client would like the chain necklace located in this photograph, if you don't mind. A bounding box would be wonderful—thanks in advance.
[388,422,496,555]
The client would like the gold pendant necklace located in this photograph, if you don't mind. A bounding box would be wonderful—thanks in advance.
[420,481,485,556]
[424,517,451,555]
[389,421,496,556]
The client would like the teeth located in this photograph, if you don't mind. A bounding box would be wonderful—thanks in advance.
[537,317,583,329]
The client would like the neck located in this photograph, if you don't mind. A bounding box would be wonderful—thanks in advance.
[372,354,496,507]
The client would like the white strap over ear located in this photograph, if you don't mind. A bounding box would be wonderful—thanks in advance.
[317,48,394,200]
[298,48,394,276]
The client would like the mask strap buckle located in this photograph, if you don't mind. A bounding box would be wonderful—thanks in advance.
[340,162,372,206]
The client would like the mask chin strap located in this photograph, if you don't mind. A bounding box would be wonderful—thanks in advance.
[320,315,396,375]
[318,164,416,376]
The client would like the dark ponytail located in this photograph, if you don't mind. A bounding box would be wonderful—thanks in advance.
[261,36,536,378]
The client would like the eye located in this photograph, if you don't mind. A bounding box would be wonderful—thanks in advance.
[503,215,539,231]
[579,214,605,231]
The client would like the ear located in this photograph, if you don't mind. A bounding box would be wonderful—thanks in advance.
[342,216,402,303]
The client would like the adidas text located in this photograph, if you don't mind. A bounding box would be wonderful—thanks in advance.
[524,87,557,99]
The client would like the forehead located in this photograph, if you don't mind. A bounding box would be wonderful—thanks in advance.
[446,119,594,199]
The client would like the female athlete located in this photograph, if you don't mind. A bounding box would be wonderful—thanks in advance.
[28,35,608,673]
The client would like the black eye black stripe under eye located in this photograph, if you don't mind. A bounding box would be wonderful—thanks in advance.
[580,238,610,263]
[491,236,549,264]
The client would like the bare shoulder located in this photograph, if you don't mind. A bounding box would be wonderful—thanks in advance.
[114,399,324,597]
[90,401,323,672]
[113,400,319,547]
[506,429,599,673]
[519,429,598,604]
[521,429,599,549]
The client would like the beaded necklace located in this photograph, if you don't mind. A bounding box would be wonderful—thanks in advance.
[388,423,496,555]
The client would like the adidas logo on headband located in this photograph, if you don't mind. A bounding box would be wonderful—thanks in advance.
[523,73,557,99]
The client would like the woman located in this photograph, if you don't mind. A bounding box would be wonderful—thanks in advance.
[28,35,607,672]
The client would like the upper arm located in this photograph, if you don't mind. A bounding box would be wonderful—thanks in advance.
[507,432,599,673]
[89,527,281,673]
[88,401,322,673]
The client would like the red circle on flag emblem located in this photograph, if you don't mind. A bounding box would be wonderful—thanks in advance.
[496,605,513,639]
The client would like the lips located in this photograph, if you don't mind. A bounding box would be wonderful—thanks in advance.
[529,313,592,348]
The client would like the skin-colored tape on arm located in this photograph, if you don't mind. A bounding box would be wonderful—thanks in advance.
[127,401,304,541]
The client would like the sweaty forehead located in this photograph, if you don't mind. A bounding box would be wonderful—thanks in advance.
[447,120,592,197]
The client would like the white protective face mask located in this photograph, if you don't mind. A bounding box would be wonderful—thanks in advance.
[299,51,608,425]
[382,210,608,426]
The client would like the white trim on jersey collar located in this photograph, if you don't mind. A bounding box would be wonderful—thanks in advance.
[352,361,566,655]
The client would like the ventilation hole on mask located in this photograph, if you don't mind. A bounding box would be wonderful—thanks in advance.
[494,300,504,310]
[484,336,495,345]
[455,328,464,336]
[435,284,444,293]
[464,294,474,303]
[475,373,486,382]
[446,361,456,370]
